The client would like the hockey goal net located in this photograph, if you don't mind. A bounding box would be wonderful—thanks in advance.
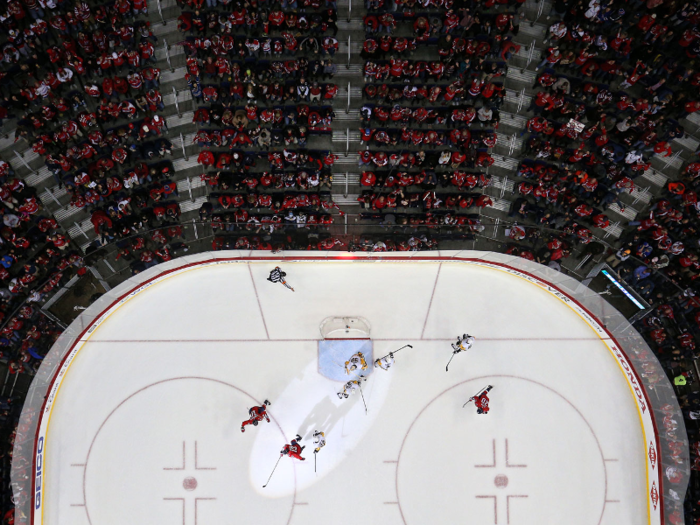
[319,317,371,339]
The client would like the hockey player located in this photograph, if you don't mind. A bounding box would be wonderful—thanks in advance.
[345,352,368,374]
[312,430,326,454]
[374,344,411,370]
[337,376,366,398]
[267,266,294,291]
[452,334,475,353]
[446,334,474,371]
[468,386,493,414]
[241,400,271,432]
[281,435,305,461]
[374,352,395,370]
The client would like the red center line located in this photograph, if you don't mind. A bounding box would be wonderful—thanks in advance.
[420,264,442,340]
[248,263,270,340]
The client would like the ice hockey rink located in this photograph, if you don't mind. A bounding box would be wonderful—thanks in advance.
[35,252,654,525]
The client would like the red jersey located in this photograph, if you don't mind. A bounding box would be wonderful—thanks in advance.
[474,392,490,413]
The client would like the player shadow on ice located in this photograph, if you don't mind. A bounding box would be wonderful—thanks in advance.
[296,393,358,440]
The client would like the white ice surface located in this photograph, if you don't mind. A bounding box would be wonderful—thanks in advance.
[43,261,647,525]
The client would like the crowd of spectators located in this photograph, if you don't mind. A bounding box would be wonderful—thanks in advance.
[183,0,347,251]
[358,0,519,232]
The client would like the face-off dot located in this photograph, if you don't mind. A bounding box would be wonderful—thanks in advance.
[494,474,508,488]
[183,477,198,491]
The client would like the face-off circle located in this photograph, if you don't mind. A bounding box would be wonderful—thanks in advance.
[82,377,297,525]
[396,376,608,525]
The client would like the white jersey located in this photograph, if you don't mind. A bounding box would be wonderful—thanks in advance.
[345,352,367,373]
[457,335,475,351]
[374,354,395,370]
[341,380,360,396]
[313,431,326,450]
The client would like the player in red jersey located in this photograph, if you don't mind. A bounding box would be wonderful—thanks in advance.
[281,435,305,461]
[241,400,271,432]
[467,386,493,414]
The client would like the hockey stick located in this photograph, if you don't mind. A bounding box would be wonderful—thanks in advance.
[281,280,295,292]
[262,455,283,488]
[445,352,457,372]
[314,451,317,474]
[358,381,368,415]
[378,344,413,361]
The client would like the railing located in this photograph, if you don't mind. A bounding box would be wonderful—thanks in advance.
[13,150,36,175]
[525,40,536,70]
[508,134,517,156]
[156,0,166,25]
[347,0,351,22]
[499,176,508,199]
[346,81,351,114]
[164,39,174,73]
[530,0,546,26]
[173,87,181,118]
[179,132,189,161]
[663,150,682,169]
[347,36,351,69]
[73,222,88,240]
[42,187,62,208]
[516,87,526,114]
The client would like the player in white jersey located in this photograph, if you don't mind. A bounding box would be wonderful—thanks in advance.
[345,352,367,374]
[337,376,366,398]
[452,334,475,353]
[374,352,395,370]
[313,431,326,453]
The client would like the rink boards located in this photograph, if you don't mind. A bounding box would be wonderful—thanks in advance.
[28,252,662,525]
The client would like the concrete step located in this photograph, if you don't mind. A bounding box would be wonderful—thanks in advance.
[486,197,512,213]
[332,173,361,186]
[336,153,360,165]
[673,135,699,154]
[337,20,364,30]
[505,88,533,108]
[335,64,364,76]
[333,130,362,141]
[496,134,523,153]
[338,42,362,53]
[607,202,637,221]
[490,174,515,193]
[499,111,527,131]
[603,221,623,239]
[506,67,537,85]
[492,154,519,172]
[334,110,361,121]
[640,168,668,187]
[332,194,360,205]
[518,22,547,39]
